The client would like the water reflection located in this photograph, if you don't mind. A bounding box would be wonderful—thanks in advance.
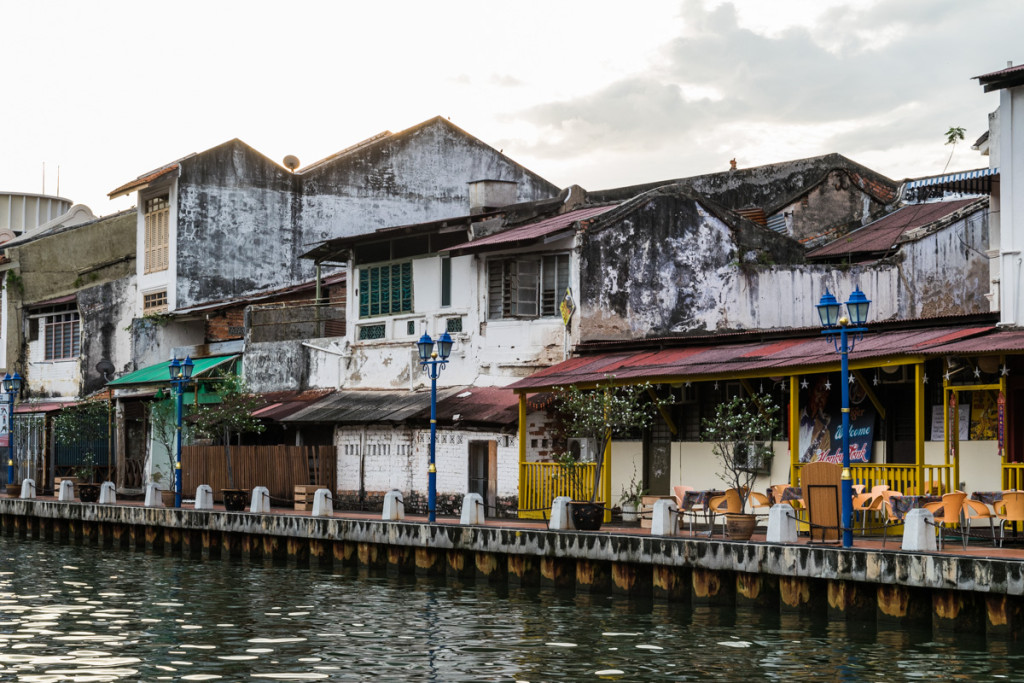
[2,536,1024,681]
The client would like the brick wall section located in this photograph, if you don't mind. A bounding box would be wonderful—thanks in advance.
[206,307,245,342]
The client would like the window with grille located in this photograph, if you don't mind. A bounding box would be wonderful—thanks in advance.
[143,290,168,314]
[446,317,463,333]
[487,254,569,319]
[44,312,80,360]
[358,323,386,340]
[358,261,412,317]
[144,195,170,274]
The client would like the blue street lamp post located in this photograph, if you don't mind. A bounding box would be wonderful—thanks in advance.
[815,287,870,549]
[417,331,454,523]
[168,356,195,509]
[3,373,23,489]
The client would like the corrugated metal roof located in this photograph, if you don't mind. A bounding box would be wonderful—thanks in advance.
[251,389,334,421]
[976,64,1024,92]
[923,329,1024,355]
[905,167,998,190]
[508,325,996,391]
[282,388,462,424]
[444,205,617,253]
[107,356,238,386]
[807,198,982,258]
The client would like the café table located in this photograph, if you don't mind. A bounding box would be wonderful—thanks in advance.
[971,491,1005,506]
[890,494,941,521]
[767,486,802,506]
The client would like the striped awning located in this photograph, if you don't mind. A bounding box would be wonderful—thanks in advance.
[903,167,998,200]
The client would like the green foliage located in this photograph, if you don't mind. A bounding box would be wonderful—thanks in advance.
[552,376,663,503]
[943,125,967,173]
[53,400,110,446]
[190,373,266,488]
[702,395,779,509]
[74,453,97,483]
[148,399,182,483]
[5,271,23,295]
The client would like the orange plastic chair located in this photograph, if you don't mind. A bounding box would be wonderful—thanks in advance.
[708,488,743,537]
[673,485,698,534]
[962,499,998,547]
[672,485,694,508]
[856,494,884,536]
[924,491,967,550]
[748,491,771,515]
[996,491,1024,547]
[771,484,802,509]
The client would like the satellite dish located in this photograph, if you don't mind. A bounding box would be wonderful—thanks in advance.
[283,155,300,171]
[96,359,115,380]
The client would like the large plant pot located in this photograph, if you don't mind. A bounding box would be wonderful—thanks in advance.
[569,501,604,531]
[620,502,639,523]
[222,489,249,512]
[161,489,176,508]
[726,513,758,541]
[78,483,101,503]
[5,481,22,498]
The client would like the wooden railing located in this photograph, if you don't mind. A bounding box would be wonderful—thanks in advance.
[182,445,335,503]
[794,463,953,495]
[519,461,597,520]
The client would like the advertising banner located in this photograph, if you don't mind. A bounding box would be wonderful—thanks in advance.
[798,376,876,464]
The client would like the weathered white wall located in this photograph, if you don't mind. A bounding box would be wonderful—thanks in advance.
[335,425,519,498]
[998,85,1024,325]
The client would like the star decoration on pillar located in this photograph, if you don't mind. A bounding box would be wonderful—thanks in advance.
[800,378,809,390]
[973,366,981,378]
[848,374,855,384]
[944,371,952,382]
[824,380,831,391]
[923,373,929,384]
[713,381,719,390]
[1001,365,1011,377]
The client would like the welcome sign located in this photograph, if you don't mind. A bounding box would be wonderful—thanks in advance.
[797,377,877,464]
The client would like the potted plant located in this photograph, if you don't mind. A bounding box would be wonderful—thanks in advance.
[551,376,662,531]
[702,394,779,540]
[191,373,266,511]
[74,453,101,503]
[619,466,646,523]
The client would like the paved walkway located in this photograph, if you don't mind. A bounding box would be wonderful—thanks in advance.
[15,493,1024,561]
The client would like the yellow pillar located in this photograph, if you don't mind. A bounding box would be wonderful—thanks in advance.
[915,363,925,490]
[517,393,528,519]
[789,375,800,484]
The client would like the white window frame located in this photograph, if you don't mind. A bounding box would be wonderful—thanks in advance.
[487,253,570,320]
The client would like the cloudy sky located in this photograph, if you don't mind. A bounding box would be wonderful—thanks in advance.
[1,0,1018,216]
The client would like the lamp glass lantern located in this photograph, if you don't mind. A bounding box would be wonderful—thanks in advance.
[816,290,841,328]
[845,288,871,326]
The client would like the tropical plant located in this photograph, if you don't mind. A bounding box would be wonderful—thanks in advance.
[702,395,779,510]
[190,373,266,489]
[53,399,110,483]
[943,125,966,173]
[551,376,663,503]
[619,465,646,508]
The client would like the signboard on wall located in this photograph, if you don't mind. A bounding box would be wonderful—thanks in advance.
[798,376,876,464]
[930,404,970,441]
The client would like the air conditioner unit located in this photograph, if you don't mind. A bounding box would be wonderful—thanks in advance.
[567,437,596,463]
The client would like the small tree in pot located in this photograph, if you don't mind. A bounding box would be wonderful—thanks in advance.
[702,394,779,538]
[53,400,110,502]
[551,376,663,530]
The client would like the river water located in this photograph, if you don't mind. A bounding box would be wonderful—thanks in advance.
[0,534,1021,682]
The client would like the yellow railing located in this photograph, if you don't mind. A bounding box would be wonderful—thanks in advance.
[794,463,953,495]
[519,461,597,520]
[1002,464,1024,491]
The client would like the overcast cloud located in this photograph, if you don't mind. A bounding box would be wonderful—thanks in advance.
[0,0,1017,212]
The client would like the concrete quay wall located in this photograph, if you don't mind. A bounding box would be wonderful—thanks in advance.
[2,498,1023,638]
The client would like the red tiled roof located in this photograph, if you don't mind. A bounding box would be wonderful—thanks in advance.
[108,165,178,199]
[508,325,996,391]
[444,204,617,253]
[807,199,980,258]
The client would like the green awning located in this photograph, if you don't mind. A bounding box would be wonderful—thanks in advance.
[107,355,239,387]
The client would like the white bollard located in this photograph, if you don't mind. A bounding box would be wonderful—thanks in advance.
[460,493,485,525]
[58,480,76,502]
[766,504,798,543]
[549,496,572,530]
[99,481,116,504]
[312,489,333,517]
[902,508,938,552]
[382,490,405,521]
[250,486,271,514]
[19,479,36,499]
[650,499,679,536]
[194,485,214,510]
[144,483,164,507]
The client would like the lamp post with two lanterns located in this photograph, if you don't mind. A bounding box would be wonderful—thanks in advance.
[168,356,195,509]
[815,287,871,549]
[417,331,454,523]
[3,372,22,491]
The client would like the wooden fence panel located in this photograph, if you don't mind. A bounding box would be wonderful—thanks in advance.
[182,445,336,503]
